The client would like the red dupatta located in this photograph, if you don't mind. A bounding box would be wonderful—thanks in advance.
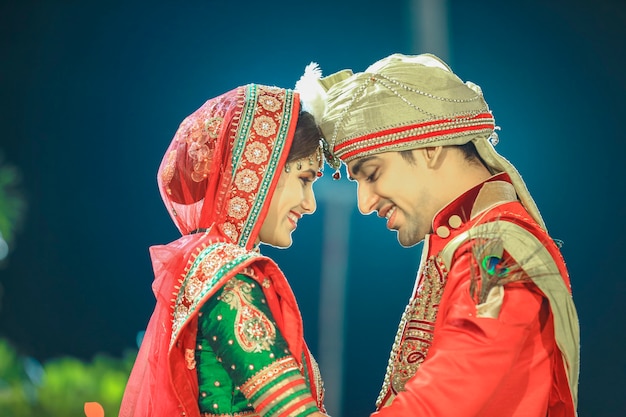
[119,85,321,417]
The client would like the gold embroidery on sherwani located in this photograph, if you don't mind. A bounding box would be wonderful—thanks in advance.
[377,254,448,407]
[219,277,277,353]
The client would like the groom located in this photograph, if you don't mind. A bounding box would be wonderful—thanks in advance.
[300,53,580,416]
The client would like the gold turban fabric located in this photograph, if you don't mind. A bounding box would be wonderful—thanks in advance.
[301,53,546,230]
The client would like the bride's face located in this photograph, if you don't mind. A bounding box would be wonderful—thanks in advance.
[258,154,319,248]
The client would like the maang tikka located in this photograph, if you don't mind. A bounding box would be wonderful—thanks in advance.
[284,143,324,176]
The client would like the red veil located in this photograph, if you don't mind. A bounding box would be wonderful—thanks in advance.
[119,85,321,417]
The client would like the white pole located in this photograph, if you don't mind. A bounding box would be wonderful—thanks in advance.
[412,0,450,60]
[316,176,354,417]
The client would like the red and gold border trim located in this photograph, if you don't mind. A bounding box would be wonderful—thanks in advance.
[335,112,494,162]
[240,356,317,417]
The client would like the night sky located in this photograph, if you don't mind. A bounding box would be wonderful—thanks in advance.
[1,0,625,416]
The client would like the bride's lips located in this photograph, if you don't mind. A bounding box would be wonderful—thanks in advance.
[287,210,301,228]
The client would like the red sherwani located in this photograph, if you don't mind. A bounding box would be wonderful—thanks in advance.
[373,173,579,417]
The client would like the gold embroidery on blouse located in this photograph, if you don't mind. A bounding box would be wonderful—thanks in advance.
[240,356,300,398]
[219,277,277,353]
[171,243,260,346]
[185,348,196,370]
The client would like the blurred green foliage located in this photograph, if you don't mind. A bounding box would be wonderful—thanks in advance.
[0,151,27,263]
[0,338,136,417]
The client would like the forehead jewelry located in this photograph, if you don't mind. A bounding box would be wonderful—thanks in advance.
[315,143,324,177]
[284,157,312,173]
[283,144,325,176]
[283,159,305,173]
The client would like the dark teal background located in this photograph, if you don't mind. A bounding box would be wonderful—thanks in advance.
[1,0,624,415]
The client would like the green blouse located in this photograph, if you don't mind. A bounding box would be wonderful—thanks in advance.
[196,274,318,417]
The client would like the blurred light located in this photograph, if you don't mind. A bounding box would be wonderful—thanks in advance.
[23,356,44,385]
[136,330,145,348]
[0,232,8,261]
[412,0,450,60]
[316,175,355,417]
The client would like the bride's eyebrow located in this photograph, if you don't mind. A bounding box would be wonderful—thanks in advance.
[302,168,317,178]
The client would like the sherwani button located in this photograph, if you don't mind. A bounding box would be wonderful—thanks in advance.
[436,225,450,238]
[448,215,462,228]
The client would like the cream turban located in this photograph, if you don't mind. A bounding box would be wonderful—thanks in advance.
[298,53,546,230]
